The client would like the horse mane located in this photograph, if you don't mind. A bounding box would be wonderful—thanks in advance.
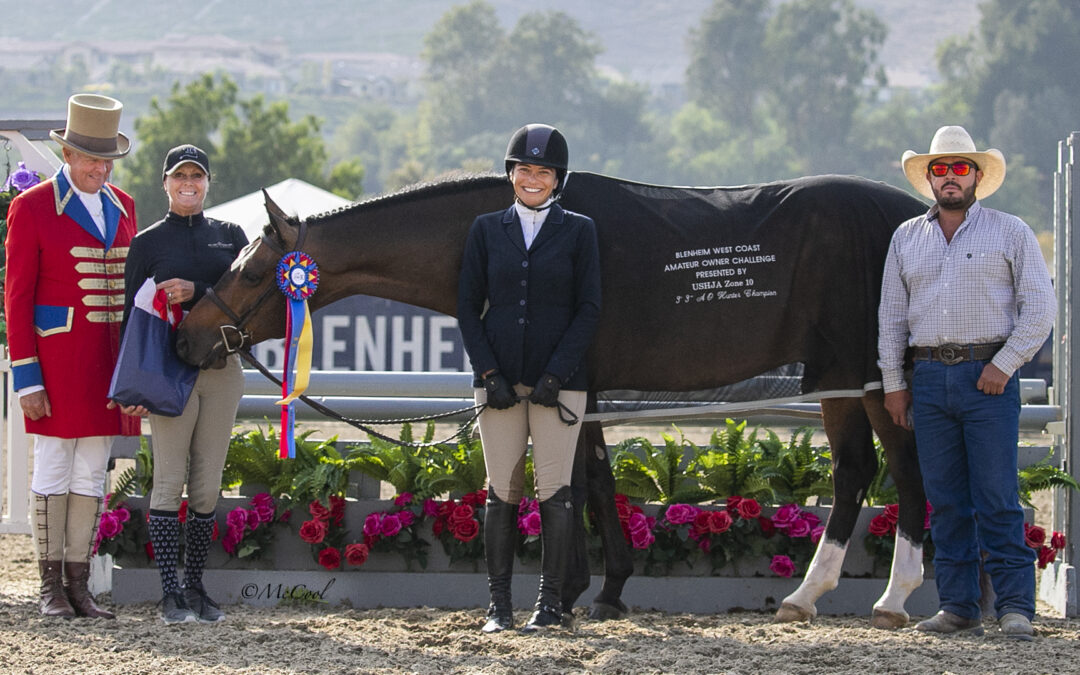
[305,172,507,225]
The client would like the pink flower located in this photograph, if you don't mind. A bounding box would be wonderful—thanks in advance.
[98,511,122,539]
[520,497,539,513]
[394,492,413,507]
[226,507,250,531]
[363,513,383,538]
[318,546,342,570]
[222,526,243,554]
[758,516,776,538]
[519,510,542,536]
[736,498,761,520]
[811,525,825,544]
[251,493,274,510]
[254,504,275,524]
[800,511,821,530]
[246,509,262,531]
[178,500,189,524]
[787,518,812,538]
[345,542,370,566]
[114,507,131,523]
[329,496,346,526]
[771,504,801,530]
[664,503,699,525]
[397,510,415,528]
[1052,531,1067,551]
[299,519,327,544]
[422,498,440,517]
[924,501,933,530]
[380,513,403,538]
[630,524,655,550]
[770,554,795,578]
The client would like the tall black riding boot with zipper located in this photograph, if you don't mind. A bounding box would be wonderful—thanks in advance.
[482,488,518,633]
[522,485,574,633]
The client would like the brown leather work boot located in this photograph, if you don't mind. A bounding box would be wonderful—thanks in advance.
[64,562,115,619]
[38,561,75,618]
[914,610,984,636]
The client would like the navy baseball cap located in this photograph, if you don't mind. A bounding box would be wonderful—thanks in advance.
[162,144,210,180]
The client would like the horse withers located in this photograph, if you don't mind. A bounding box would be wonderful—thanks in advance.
[176,171,928,627]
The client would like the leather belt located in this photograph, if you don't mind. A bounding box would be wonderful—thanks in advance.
[910,342,1006,366]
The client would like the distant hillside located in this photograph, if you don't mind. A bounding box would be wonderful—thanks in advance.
[4,0,978,88]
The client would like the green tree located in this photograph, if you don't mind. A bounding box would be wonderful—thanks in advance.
[118,74,364,226]
[763,0,887,173]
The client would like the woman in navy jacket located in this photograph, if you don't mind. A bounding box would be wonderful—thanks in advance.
[458,124,601,633]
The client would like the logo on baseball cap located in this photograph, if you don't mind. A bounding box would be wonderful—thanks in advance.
[162,144,210,180]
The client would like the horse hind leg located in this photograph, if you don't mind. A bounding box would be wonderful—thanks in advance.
[582,420,634,620]
[776,396,877,623]
[863,388,925,629]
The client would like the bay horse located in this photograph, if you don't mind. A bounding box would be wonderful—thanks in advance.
[176,171,929,627]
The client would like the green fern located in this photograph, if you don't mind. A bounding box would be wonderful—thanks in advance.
[346,422,430,498]
[756,428,833,505]
[1018,452,1080,508]
[417,423,488,498]
[691,419,772,502]
[611,428,711,505]
[107,467,139,510]
[864,439,898,506]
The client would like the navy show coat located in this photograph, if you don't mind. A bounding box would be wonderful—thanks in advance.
[457,203,601,391]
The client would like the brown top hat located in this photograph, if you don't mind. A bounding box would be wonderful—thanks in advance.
[50,94,131,160]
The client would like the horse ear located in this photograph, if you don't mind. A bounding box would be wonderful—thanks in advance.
[263,189,294,248]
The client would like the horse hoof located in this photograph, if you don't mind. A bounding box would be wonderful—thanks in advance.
[588,600,628,621]
[871,609,909,630]
[774,602,814,623]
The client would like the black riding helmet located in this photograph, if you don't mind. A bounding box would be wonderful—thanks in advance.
[504,124,569,194]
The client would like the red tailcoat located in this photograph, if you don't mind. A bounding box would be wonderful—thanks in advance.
[4,173,140,438]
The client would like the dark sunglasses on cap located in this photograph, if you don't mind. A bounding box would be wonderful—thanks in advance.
[928,161,977,177]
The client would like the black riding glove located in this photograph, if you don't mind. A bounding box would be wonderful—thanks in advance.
[483,372,518,410]
[529,373,562,407]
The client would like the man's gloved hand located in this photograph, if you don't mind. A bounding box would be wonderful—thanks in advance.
[483,372,518,410]
[529,373,561,407]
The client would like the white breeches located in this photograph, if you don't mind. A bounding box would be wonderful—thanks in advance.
[31,435,112,497]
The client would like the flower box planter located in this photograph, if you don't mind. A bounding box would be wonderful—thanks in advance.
[106,497,940,615]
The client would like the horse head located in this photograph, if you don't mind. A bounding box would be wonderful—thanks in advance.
[177,191,304,368]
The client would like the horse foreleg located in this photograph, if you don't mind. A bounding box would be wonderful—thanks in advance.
[863,388,926,628]
[581,420,634,620]
[776,397,876,623]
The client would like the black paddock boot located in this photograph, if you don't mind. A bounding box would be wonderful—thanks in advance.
[522,486,574,633]
[482,489,517,633]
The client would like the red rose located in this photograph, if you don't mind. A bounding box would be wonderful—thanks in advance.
[448,503,475,526]
[299,519,328,544]
[691,511,713,538]
[461,490,485,507]
[725,495,743,513]
[145,542,155,561]
[453,518,480,542]
[883,503,900,524]
[1052,531,1067,550]
[329,496,346,526]
[432,519,445,536]
[708,510,733,534]
[758,516,776,538]
[309,500,331,522]
[178,500,189,524]
[868,514,893,537]
[736,498,761,520]
[1024,523,1046,549]
[1037,545,1057,569]
[318,546,342,570]
[345,543,370,566]
[615,501,634,523]
[614,494,629,505]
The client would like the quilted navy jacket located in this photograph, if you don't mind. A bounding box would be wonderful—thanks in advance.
[457,203,601,390]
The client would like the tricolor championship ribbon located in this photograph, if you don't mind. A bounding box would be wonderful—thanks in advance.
[275,251,319,458]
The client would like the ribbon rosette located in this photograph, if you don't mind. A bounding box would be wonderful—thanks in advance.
[276,251,319,458]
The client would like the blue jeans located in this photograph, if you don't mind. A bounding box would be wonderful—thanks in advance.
[911,359,1034,620]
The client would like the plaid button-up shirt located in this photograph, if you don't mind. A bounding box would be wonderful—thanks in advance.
[877,201,1055,393]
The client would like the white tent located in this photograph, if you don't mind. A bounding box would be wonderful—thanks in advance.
[204,178,352,243]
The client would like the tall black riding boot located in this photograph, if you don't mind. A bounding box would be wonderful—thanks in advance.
[522,486,574,633]
[482,488,518,633]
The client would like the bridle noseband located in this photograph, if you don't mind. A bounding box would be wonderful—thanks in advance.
[200,219,309,367]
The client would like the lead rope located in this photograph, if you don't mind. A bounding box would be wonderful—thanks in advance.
[235,349,579,448]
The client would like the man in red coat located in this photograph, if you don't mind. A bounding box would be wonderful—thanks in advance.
[4,94,140,619]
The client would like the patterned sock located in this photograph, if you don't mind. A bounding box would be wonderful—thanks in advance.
[147,511,182,596]
[183,511,216,590]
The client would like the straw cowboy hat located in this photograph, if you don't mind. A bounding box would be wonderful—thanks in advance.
[49,94,130,160]
[901,125,1006,200]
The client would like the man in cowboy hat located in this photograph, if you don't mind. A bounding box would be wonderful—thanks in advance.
[877,125,1055,640]
[4,93,141,619]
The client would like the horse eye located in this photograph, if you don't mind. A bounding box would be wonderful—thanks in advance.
[241,269,264,285]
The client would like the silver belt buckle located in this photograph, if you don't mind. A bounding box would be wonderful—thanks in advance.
[938,343,963,365]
